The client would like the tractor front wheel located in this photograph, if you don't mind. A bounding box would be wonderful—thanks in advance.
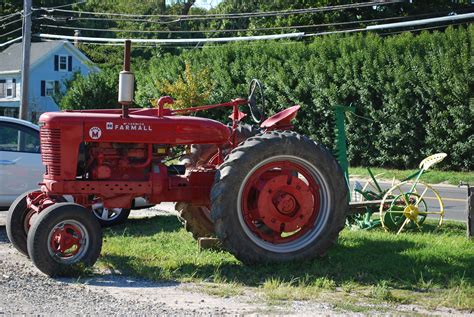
[6,190,38,256]
[27,203,102,276]
[211,131,348,263]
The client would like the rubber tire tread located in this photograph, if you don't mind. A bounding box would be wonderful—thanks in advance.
[6,190,37,256]
[27,202,102,277]
[210,130,348,264]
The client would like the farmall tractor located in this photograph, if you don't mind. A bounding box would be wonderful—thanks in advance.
[6,43,348,276]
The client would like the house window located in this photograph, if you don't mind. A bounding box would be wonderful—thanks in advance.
[45,81,55,96]
[59,55,68,71]
[0,79,16,98]
[41,80,59,97]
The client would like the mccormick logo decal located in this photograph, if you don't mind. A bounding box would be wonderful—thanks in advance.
[89,127,102,140]
[106,122,152,131]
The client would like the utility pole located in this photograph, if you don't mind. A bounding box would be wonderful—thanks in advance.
[20,0,32,121]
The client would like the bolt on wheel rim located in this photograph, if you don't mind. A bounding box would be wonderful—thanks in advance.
[237,155,331,253]
[47,220,90,264]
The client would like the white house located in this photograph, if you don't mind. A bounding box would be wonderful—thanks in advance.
[0,40,98,121]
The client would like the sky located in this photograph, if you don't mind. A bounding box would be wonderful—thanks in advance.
[194,0,223,9]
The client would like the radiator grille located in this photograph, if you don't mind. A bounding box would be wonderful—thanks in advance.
[40,128,61,176]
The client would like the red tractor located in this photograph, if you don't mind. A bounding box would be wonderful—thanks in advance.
[6,49,347,276]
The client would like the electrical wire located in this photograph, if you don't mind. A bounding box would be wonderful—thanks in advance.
[36,31,305,43]
[1,18,22,29]
[0,27,22,38]
[0,36,22,48]
[35,0,86,11]
[379,20,471,36]
[38,13,443,35]
[60,21,469,50]
[0,11,22,22]
[36,0,403,20]
[36,15,182,24]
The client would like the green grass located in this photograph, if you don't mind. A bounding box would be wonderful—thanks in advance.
[349,167,473,185]
[99,215,474,311]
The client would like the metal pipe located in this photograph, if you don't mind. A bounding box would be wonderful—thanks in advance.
[123,40,131,71]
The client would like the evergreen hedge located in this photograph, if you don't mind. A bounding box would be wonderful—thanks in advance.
[135,26,473,171]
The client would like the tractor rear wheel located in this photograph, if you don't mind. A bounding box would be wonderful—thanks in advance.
[177,123,261,239]
[211,131,348,263]
[27,202,102,276]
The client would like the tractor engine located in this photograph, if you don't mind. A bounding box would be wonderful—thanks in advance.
[83,142,154,181]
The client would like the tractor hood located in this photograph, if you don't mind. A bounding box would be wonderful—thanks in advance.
[39,110,231,145]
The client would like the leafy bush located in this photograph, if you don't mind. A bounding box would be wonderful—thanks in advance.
[59,68,120,110]
[135,26,472,171]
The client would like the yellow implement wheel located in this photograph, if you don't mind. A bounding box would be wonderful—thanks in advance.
[379,181,444,234]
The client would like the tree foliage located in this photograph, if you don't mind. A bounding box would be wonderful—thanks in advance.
[59,68,120,110]
[155,62,213,110]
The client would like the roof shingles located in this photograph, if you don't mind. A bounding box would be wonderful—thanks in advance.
[0,41,65,72]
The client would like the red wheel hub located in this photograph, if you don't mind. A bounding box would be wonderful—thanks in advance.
[258,175,315,232]
[50,224,83,256]
[241,161,321,244]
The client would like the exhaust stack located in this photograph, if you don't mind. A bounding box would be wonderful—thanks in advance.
[119,40,134,118]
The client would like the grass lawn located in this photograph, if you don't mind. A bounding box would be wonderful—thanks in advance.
[99,214,474,312]
[349,167,473,185]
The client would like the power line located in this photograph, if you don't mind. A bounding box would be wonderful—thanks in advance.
[34,13,472,49]
[0,11,22,22]
[37,1,403,21]
[36,31,305,43]
[0,36,22,48]
[72,22,468,50]
[38,13,441,35]
[36,15,182,24]
[366,12,474,30]
[1,18,22,29]
[0,27,22,38]
[379,21,471,36]
[35,0,86,11]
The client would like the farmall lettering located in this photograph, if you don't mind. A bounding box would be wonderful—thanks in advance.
[106,121,152,131]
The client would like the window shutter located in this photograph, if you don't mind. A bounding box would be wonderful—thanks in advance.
[12,79,16,98]
[54,81,60,94]
[68,56,72,71]
[54,55,59,71]
[41,80,46,96]
[0,80,5,98]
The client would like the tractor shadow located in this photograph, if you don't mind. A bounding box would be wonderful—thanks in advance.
[101,216,472,289]
[103,214,182,236]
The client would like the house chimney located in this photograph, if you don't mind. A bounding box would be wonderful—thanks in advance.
[74,30,81,47]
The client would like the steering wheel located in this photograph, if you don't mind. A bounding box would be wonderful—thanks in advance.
[247,79,265,123]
